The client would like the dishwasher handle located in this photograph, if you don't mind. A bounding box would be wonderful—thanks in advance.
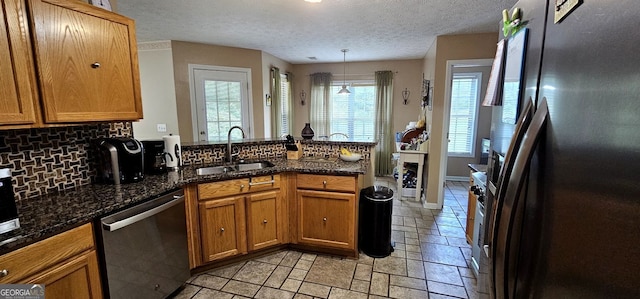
[102,193,185,232]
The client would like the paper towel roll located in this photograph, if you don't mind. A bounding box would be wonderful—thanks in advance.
[163,134,181,169]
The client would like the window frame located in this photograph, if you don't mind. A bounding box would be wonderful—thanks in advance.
[447,72,482,157]
[188,64,254,142]
[278,73,291,137]
[329,79,376,141]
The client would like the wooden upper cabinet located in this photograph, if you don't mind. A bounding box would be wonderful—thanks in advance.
[28,0,142,123]
[0,0,38,126]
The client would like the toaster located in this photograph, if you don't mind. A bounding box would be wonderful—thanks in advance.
[96,137,144,184]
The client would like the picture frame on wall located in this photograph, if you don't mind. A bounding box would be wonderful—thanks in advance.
[89,0,112,11]
[422,79,432,111]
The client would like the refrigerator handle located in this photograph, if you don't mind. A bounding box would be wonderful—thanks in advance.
[494,98,549,299]
[489,98,534,299]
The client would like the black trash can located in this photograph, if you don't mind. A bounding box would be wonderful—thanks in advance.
[359,185,394,258]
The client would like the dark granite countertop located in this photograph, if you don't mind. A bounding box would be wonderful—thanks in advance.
[0,158,369,254]
[468,163,488,173]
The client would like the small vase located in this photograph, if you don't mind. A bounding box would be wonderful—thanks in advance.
[301,123,315,139]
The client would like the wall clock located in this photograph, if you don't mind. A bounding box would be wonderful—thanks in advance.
[90,0,112,11]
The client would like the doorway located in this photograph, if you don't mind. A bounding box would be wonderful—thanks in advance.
[446,66,492,180]
[189,65,253,142]
[437,59,493,204]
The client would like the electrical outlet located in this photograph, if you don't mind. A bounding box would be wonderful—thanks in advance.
[156,124,167,132]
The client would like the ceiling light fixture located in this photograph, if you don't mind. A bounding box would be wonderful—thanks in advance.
[304,0,322,3]
[338,49,350,94]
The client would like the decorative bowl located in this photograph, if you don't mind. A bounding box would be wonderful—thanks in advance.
[339,153,362,162]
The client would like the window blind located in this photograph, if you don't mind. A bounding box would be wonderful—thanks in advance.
[279,74,290,136]
[330,82,376,140]
[448,73,481,156]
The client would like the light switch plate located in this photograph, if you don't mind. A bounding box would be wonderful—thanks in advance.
[157,124,167,132]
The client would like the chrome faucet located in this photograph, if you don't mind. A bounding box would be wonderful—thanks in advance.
[329,133,349,140]
[317,133,350,140]
[227,126,246,163]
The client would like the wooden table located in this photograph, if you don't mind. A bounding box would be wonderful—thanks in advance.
[396,150,428,202]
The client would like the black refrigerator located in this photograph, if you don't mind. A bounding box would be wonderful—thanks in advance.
[484,0,640,298]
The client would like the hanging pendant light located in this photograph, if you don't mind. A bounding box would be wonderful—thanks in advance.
[338,49,350,94]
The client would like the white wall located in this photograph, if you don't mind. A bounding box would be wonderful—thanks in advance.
[132,41,180,140]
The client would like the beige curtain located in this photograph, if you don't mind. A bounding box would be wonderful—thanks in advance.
[309,72,332,137]
[375,71,394,176]
[270,67,282,137]
[285,72,294,135]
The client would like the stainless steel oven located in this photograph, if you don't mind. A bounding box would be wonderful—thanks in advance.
[97,189,189,299]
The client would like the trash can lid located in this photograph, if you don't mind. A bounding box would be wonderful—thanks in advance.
[362,185,393,201]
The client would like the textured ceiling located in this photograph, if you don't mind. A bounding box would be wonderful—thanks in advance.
[117,0,517,64]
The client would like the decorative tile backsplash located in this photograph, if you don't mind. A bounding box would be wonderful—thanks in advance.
[181,142,288,165]
[0,122,132,201]
[181,141,373,165]
[1,126,373,202]
[302,143,372,160]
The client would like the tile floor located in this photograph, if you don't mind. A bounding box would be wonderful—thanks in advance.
[173,177,488,299]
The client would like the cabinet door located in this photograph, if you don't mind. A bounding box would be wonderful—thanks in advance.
[0,0,37,126]
[466,190,477,244]
[246,190,282,251]
[297,189,355,250]
[28,0,142,123]
[27,250,102,299]
[199,197,247,263]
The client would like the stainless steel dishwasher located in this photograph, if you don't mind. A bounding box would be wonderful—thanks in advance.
[98,188,189,299]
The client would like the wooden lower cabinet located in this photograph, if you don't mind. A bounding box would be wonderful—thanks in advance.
[297,189,355,251]
[466,170,477,244]
[246,190,283,251]
[0,223,102,298]
[186,172,362,268]
[27,250,102,299]
[199,196,247,263]
[190,175,284,266]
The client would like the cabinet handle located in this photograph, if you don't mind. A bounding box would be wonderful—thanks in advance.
[0,269,8,277]
[249,180,275,186]
[220,227,225,232]
[91,62,101,68]
[323,217,327,222]
[240,184,245,189]
[263,219,268,224]
[323,180,327,186]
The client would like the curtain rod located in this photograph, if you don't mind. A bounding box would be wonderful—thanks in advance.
[309,71,398,77]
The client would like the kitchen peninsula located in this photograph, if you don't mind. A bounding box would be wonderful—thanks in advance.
[0,139,376,278]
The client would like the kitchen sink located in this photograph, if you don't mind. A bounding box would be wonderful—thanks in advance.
[236,161,275,171]
[196,161,275,175]
[196,165,237,175]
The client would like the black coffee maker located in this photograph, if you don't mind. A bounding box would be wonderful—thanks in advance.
[96,137,145,184]
[141,140,167,174]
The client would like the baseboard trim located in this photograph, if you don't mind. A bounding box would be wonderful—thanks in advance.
[446,176,468,182]
[422,202,441,209]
